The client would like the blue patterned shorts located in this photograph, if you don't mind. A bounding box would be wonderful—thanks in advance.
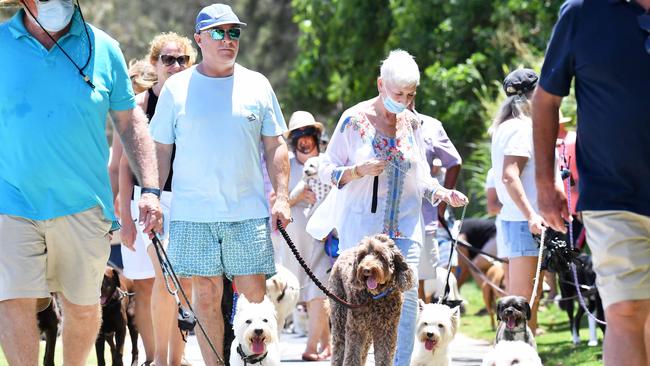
[167,218,276,279]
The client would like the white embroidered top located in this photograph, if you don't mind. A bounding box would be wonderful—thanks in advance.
[307,101,441,253]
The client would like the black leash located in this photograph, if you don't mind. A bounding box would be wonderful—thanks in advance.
[276,221,368,309]
[437,217,507,264]
[371,176,379,213]
[150,234,226,365]
[438,205,468,304]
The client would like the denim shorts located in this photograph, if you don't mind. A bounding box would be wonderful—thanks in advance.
[167,218,276,279]
[500,220,540,258]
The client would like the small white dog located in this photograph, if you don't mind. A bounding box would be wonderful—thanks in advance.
[290,303,309,336]
[265,263,300,334]
[424,266,465,306]
[411,300,460,366]
[290,155,331,217]
[230,295,280,366]
[481,341,542,366]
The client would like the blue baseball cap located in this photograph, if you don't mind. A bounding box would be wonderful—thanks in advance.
[195,4,247,33]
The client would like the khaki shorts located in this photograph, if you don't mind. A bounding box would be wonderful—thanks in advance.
[583,210,650,309]
[0,206,112,305]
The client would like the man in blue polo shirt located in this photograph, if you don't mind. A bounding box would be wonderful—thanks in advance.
[533,1,650,364]
[0,1,163,364]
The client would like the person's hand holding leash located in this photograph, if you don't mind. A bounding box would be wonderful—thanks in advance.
[527,212,546,235]
[138,193,163,239]
[356,159,387,177]
[272,196,292,230]
[537,183,570,233]
[435,188,469,207]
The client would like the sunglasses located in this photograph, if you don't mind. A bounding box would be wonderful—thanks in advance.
[159,54,190,67]
[639,14,650,55]
[207,27,241,41]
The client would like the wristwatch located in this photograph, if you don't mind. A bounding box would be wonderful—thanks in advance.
[140,187,161,198]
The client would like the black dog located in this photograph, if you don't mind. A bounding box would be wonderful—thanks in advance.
[495,295,536,349]
[96,267,138,366]
[37,295,61,366]
[558,254,606,345]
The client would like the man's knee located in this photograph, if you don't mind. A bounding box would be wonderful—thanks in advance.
[606,300,650,333]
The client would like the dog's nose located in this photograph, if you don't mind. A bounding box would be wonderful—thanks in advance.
[426,332,434,338]
[504,309,513,315]
[254,328,264,336]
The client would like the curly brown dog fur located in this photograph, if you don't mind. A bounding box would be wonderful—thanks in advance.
[329,234,415,366]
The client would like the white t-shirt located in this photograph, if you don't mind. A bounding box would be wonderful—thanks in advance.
[490,117,537,221]
[150,64,287,222]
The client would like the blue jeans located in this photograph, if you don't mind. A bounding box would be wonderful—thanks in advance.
[393,238,421,366]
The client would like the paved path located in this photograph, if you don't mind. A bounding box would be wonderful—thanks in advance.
[181,331,491,365]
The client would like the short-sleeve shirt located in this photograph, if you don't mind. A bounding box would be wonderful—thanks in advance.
[149,64,287,222]
[0,9,135,221]
[539,0,650,216]
[418,114,462,234]
[490,118,537,221]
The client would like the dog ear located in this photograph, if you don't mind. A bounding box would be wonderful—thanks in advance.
[112,269,120,287]
[525,300,532,320]
[496,299,504,321]
[450,306,461,336]
[391,246,414,292]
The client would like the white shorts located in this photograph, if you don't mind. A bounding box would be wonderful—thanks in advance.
[417,233,440,280]
[120,187,172,280]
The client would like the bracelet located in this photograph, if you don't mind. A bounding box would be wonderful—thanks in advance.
[140,187,161,198]
[349,165,359,179]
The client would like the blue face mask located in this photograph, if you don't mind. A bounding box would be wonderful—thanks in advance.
[382,86,406,114]
[36,0,75,33]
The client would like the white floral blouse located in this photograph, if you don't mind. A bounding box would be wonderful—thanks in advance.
[307,101,441,253]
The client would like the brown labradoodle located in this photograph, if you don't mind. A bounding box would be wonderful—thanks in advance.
[329,234,415,366]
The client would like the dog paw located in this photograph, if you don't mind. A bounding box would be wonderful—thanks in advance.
[588,340,599,347]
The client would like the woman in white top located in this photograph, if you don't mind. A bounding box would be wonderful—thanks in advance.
[490,68,548,333]
[308,50,467,366]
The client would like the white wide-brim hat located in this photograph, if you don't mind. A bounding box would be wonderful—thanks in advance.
[284,111,324,139]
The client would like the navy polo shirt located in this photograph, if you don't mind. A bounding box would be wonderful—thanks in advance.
[539,0,650,216]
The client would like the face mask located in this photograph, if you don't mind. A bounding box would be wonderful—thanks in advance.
[35,0,75,33]
[382,85,406,114]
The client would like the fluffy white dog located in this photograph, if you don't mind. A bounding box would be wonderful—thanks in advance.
[481,341,542,366]
[230,295,280,366]
[424,266,465,306]
[265,263,300,334]
[290,155,331,217]
[411,300,460,366]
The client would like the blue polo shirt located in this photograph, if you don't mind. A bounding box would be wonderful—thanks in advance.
[539,0,650,216]
[0,8,136,221]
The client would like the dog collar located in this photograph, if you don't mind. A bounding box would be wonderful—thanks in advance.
[371,287,393,300]
[236,343,268,365]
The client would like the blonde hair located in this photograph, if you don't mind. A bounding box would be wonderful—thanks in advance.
[380,49,420,89]
[489,90,533,135]
[128,58,157,94]
[148,32,197,67]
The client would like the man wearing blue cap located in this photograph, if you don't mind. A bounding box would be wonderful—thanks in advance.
[150,3,290,363]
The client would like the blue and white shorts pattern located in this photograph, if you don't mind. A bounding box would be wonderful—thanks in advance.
[168,218,276,279]
[500,220,539,258]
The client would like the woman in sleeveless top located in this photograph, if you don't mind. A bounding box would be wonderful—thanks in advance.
[118,32,196,366]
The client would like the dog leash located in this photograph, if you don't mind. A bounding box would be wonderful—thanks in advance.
[437,217,508,264]
[439,204,468,305]
[150,234,226,365]
[457,250,509,296]
[276,221,369,309]
[562,156,607,325]
[529,228,546,307]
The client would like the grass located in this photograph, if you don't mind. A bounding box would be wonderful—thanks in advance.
[459,280,604,366]
[0,340,132,366]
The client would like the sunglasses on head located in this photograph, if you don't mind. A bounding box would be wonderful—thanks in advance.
[207,27,241,41]
[159,55,190,67]
[639,14,650,55]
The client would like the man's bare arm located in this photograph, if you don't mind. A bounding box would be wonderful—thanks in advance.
[532,86,570,231]
[262,135,291,229]
[111,107,159,189]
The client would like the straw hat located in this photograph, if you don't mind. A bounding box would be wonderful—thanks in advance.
[284,111,324,139]
[559,111,572,124]
[0,0,21,7]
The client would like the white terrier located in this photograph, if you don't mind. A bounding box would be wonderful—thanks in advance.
[411,300,460,366]
[230,295,280,366]
[481,341,542,366]
[290,155,331,217]
[265,263,300,335]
